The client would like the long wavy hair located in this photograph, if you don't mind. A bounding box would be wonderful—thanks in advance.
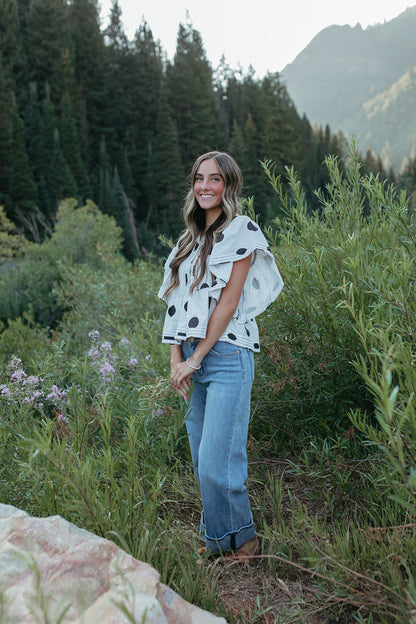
[163,151,243,299]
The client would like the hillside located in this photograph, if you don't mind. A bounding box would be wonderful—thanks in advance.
[281,6,416,170]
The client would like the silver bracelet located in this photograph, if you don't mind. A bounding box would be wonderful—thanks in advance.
[186,358,201,371]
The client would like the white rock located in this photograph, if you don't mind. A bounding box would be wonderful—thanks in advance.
[0,504,227,624]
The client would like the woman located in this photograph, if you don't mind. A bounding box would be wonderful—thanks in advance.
[158,151,283,560]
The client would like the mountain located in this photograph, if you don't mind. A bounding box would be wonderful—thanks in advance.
[281,6,416,171]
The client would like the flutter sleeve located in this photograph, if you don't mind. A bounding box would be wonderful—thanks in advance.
[158,245,178,304]
[208,215,283,320]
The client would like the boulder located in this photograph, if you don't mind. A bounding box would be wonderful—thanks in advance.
[0,504,227,624]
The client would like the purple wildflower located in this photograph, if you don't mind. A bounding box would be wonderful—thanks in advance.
[11,369,27,382]
[100,361,116,381]
[128,357,139,367]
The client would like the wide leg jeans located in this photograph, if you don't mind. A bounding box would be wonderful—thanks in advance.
[181,338,256,552]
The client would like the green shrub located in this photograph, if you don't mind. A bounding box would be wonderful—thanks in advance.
[0,199,123,328]
[252,144,413,446]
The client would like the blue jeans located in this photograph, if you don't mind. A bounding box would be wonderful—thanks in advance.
[181,338,256,553]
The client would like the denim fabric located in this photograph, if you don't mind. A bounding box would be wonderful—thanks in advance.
[181,338,256,552]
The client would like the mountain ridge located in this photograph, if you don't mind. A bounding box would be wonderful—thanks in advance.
[281,6,416,169]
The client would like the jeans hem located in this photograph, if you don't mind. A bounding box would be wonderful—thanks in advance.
[202,520,256,553]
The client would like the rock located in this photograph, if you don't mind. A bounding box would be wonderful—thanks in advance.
[0,504,227,624]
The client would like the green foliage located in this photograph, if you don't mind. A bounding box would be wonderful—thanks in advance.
[0,198,123,326]
[0,205,26,259]
[254,144,414,440]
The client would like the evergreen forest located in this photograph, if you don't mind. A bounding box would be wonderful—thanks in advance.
[0,0,379,258]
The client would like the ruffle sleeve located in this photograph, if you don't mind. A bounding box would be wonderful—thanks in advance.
[208,215,283,320]
[158,245,178,304]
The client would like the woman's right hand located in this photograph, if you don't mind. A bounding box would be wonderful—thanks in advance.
[170,360,192,398]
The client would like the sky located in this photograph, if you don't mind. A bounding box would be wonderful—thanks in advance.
[98,0,415,76]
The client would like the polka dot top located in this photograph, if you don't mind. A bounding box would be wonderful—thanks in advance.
[158,215,283,352]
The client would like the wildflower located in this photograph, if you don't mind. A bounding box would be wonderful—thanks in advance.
[47,385,67,403]
[88,330,100,340]
[8,356,22,370]
[11,369,27,382]
[23,376,41,387]
[100,361,116,381]
[23,390,44,404]
[56,413,69,424]
[152,408,164,418]
[0,385,11,397]
[88,348,100,358]
[145,354,151,361]
[128,357,139,367]
[100,341,112,352]
[120,338,130,346]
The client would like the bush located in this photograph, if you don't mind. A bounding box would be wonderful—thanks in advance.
[0,199,124,327]
[253,144,414,444]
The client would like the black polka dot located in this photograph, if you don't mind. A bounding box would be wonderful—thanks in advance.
[252,277,260,289]
[267,246,271,252]
[254,343,259,349]
[168,305,176,317]
[216,233,224,243]
[227,333,237,340]
[247,221,258,231]
[245,327,250,336]
[185,274,188,285]
[194,242,199,251]
[200,283,209,289]
[212,280,217,286]
[236,248,247,255]
[188,317,199,328]
[184,301,188,311]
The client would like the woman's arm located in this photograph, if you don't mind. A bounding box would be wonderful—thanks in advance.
[170,254,251,395]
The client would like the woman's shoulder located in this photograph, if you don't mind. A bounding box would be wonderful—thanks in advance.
[215,214,265,247]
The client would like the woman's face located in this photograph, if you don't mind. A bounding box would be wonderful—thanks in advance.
[193,158,225,227]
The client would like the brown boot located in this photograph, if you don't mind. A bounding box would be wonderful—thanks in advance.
[225,536,259,563]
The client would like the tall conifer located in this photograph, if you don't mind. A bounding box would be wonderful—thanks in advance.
[167,20,224,170]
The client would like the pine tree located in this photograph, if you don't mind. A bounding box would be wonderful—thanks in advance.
[0,58,13,205]
[116,144,137,202]
[69,0,105,160]
[112,167,138,261]
[50,128,77,202]
[128,20,163,221]
[101,0,131,157]
[0,0,22,85]
[96,136,114,216]
[59,92,89,198]
[25,0,72,103]
[166,20,224,170]
[152,79,184,237]
[9,101,38,215]
[104,0,128,50]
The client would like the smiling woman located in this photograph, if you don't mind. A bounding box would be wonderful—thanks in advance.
[158,151,283,561]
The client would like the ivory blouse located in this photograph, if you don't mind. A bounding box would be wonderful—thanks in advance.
[158,215,283,352]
